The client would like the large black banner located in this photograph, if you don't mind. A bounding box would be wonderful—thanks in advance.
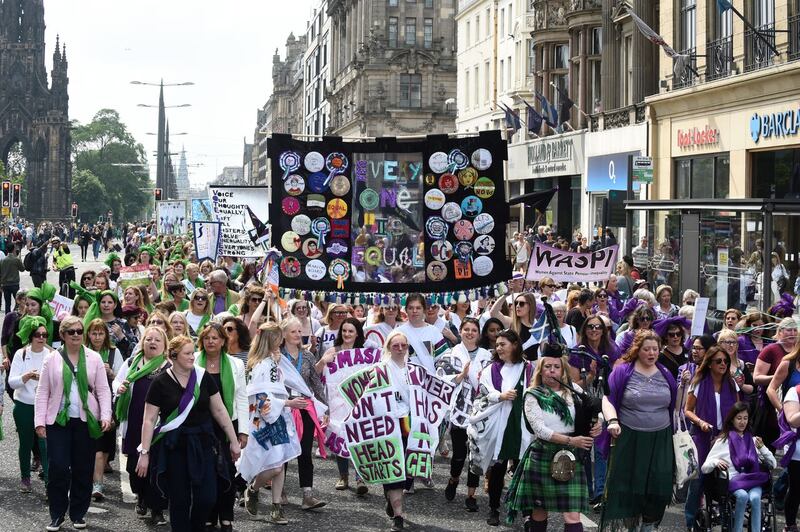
[268,131,510,293]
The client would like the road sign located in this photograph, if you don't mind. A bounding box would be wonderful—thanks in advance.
[1,207,8,216]
[632,156,653,184]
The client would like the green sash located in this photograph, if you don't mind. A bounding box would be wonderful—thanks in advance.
[55,346,103,439]
[197,349,234,417]
[115,352,167,423]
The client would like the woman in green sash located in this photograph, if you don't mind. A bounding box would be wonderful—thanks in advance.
[184,288,211,338]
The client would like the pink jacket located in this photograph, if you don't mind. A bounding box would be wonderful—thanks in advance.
[34,348,112,428]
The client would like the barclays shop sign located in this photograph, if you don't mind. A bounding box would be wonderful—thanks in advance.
[749,108,800,143]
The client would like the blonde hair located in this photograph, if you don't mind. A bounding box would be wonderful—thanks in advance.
[147,311,174,339]
[382,330,409,361]
[280,317,302,346]
[717,328,742,371]
[530,354,572,390]
[168,312,190,335]
[247,322,283,372]
[140,325,170,356]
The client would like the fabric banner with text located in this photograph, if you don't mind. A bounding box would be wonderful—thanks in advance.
[192,221,222,262]
[117,264,151,293]
[526,242,619,282]
[156,200,187,236]
[208,186,270,258]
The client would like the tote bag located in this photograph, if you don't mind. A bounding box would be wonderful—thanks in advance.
[673,409,699,489]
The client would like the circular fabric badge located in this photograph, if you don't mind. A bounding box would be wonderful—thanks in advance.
[426,261,448,281]
[474,234,496,256]
[424,173,436,186]
[280,231,301,252]
[458,167,478,187]
[474,213,495,235]
[438,173,459,194]
[305,259,326,281]
[387,218,405,236]
[474,177,496,199]
[327,198,348,219]
[430,240,454,262]
[453,219,475,241]
[441,202,462,223]
[281,197,300,216]
[429,152,449,174]
[284,174,305,196]
[360,188,379,211]
[311,217,330,241]
[473,256,494,276]
[364,246,383,266]
[306,194,326,213]
[280,257,302,278]
[471,148,493,170]
[279,151,301,176]
[454,241,474,262]
[307,171,329,193]
[326,239,349,258]
[330,175,351,197]
[425,217,448,240]
[424,189,446,211]
[461,196,483,217]
[448,149,469,171]
[304,151,325,173]
[326,152,349,175]
[302,238,323,259]
[291,214,312,236]
[328,259,350,281]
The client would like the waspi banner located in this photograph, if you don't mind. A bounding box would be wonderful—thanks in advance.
[526,241,619,282]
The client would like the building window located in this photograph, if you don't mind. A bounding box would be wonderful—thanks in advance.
[623,34,633,105]
[590,59,601,112]
[425,0,434,7]
[679,0,696,51]
[500,8,505,36]
[389,17,398,47]
[476,14,481,41]
[754,0,775,26]
[484,60,490,102]
[507,55,512,89]
[527,39,536,74]
[464,70,470,109]
[474,65,479,109]
[508,3,513,35]
[673,154,730,199]
[424,18,433,48]
[553,44,569,69]
[322,41,328,66]
[499,59,504,92]
[591,27,602,54]
[389,0,398,5]
[405,18,416,45]
[752,148,800,198]
[552,73,568,108]
[399,74,422,107]
[486,8,491,36]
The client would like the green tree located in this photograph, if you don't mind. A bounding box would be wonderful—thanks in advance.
[71,109,151,221]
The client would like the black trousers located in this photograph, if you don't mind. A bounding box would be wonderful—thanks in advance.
[207,421,238,526]
[297,409,316,488]
[163,440,217,532]
[31,274,45,288]
[487,460,508,511]
[449,426,480,488]
[2,283,18,314]
[79,244,89,261]
[46,420,94,522]
[125,451,166,512]
[786,460,800,526]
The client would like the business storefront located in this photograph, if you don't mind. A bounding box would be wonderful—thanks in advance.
[507,130,585,236]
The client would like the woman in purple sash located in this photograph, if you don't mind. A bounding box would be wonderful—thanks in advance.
[701,402,775,532]
[684,346,741,529]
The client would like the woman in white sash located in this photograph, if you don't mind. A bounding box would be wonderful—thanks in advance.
[239,323,302,525]
[365,304,404,347]
[136,335,241,532]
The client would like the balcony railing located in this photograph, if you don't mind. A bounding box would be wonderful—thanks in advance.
[706,35,734,81]
[745,23,775,72]
[672,48,697,89]
[790,13,800,61]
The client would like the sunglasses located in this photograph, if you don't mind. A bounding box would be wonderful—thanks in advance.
[150,319,165,325]
[639,316,654,322]
[32,332,48,339]
[720,340,737,346]
[332,311,347,316]
[515,301,528,307]
[224,325,236,332]
[250,297,263,303]
[194,296,208,302]
[64,329,84,336]
[667,331,682,338]
[597,294,608,299]
[711,358,730,366]
[586,323,603,331]
[542,284,557,289]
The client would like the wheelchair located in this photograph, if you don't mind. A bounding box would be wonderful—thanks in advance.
[694,469,777,532]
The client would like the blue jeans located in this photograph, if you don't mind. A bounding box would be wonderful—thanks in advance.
[92,240,101,259]
[685,476,704,527]
[732,486,762,532]
[594,446,607,499]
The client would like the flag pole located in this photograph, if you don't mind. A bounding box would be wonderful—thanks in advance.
[549,81,588,120]
[725,3,779,57]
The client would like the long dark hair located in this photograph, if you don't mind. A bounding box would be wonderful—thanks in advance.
[480,317,504,349]
[334,317,365,349]
[719,401,751,441]
[578,314,614,355]
[222,316,252,352]
[493,328,523,363]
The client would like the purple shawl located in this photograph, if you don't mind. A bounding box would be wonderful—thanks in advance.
[728,431,769,491]
[690,373,739,464]
[774,408,800,467]
[652,317,691,339]
[490,360,534,391]
[597,361,677,459]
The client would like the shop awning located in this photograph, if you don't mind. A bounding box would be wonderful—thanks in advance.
[624,198,800,212]
[508,187,558,210]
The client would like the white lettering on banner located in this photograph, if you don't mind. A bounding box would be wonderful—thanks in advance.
[49,294,74,319]
[526,241,619,282]
[208,186,270,258]
[527,138,573,165]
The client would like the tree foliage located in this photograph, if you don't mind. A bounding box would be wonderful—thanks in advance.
[71,109,151,222]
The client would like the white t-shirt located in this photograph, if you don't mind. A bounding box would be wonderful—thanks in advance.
[785,386,800,461]
[689,380,741,430]
[185,311,204,334]
[397,322,445,373]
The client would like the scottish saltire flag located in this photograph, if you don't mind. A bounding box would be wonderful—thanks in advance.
[522,311,550,352]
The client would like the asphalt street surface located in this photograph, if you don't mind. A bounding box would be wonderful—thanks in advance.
[0,245,771,531]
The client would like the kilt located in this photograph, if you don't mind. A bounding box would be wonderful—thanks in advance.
[505,439,588,523]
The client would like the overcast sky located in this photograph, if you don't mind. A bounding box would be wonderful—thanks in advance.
[45,0,317,186]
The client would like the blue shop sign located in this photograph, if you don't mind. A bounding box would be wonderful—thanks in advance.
[750,108,800,143]
[586,151,640,192]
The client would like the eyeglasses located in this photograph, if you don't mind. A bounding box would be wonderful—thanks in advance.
[194,296,208,302]
[542,284,557,289]
[692,345,705,352]
[224,325,236,332]
[385,306,399,312]
[667,331,682,338]
[250,297,263,303]
[64,329,84,336]
[720,340,737,346]
[332,311,347,316]
[514,301,528,307]
[32,332,47,339]
[711,358,730,366]
[639,316,653,322]
[586,324,603,331]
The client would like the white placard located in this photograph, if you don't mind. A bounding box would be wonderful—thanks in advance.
[156,200,188,235]
[192,221,221,262]
[691,297,710,337]
[49,294,74,319]
[208,186,270,257]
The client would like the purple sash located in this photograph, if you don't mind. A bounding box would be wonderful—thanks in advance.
[727,431,769,491]
[774,409,800,467]
[490,360,533,391]
[691,373,738,463]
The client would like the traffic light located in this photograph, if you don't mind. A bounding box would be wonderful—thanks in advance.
[154,188,163,201]
[71,203,78,218]
[12,183,21,208]
[1,181,9,208]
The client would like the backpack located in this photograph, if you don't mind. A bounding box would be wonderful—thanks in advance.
[23,251,33,271]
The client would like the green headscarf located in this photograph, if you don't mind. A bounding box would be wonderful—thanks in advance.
[26,282,56,343]
[16,315,47,345]
[104,252,121,269]
[69,281,97,307]
[138,245,157,262]
[83,290,118,329]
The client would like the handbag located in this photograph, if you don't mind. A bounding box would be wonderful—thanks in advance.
[673,410,699,489]
[551,448,577,482]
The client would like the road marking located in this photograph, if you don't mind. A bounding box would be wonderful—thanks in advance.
[118,435,137,504]
[581,514,598,529]
[87,507,108,514]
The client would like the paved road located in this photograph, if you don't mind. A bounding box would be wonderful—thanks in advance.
[0,244,778,531]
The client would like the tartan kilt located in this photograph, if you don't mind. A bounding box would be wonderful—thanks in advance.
[505,438,588,520]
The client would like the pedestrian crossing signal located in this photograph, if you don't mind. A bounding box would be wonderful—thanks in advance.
[12,183,20,208]
[71,203,78,218]
[154,188,162,201]
[1,181,9,208]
